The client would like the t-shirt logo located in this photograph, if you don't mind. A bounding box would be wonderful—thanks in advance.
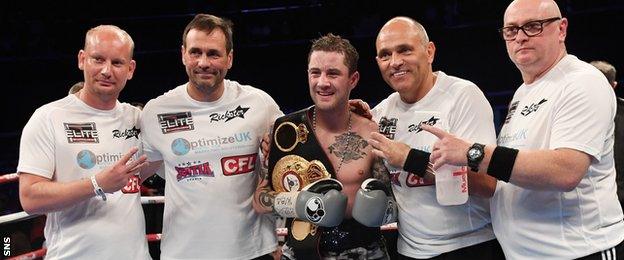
[175,161,214,181]
[221,153,257,176]
[209,105,250,122]
[405,172,434,187]
[520,98,548,116]
[378,117,398,139]
[64,122,99,143]
[504,101,520,124]
[112,126,140,139]
[408,116,439,133]
[158,112,194,134]
[171,138,191,156]
[121,176,140,193]
[76,150,96,169]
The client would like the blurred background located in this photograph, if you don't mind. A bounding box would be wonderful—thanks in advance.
[1,0,623,257]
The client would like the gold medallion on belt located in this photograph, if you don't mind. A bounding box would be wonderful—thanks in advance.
[272,155,330,192]
[274,122,310,152]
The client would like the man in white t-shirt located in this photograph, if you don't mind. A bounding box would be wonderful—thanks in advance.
[421,0,624,259]
[139,14,281,260]
[17,25,151,259]
[366,17,502,259]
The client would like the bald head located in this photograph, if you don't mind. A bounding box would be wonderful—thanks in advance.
[377,16,429,46]
[84,25,134,59]
[504,0,562,24]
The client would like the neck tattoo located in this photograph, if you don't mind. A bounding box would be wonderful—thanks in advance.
[313,107,352,174]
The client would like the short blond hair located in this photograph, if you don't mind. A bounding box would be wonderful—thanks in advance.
[85,25,135,58]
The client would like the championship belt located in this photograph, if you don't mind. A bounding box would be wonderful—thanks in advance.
[272,155,330,192]
[268,107,337,259]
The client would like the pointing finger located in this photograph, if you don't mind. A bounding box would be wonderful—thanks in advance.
[370,132,390,144]
[126,154,147,172]
[129,161,149,175]
[420,125,447,138]
[117,147,139,166]
[371,149,387,160]
[368,137,382,150]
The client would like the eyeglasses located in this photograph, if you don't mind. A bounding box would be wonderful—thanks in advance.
[499,17,561,41]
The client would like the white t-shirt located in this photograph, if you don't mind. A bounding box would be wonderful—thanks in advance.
[492,55,624,259]
[372,71,497,258]
[17,94,150,260]
[140,80,282,260]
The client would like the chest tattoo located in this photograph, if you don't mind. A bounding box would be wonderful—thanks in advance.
[328,131,368,163]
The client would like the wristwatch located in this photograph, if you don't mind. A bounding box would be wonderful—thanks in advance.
[466,143,485,172]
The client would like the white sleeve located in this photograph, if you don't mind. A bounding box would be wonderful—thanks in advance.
[550,74,615,160]
[261,91,284,127]
[257,90,283,138]
[257,91,283,164]
[448,85,497,145]
[17,108,55,178]
[371,97,390,122]
[139,106,163,162]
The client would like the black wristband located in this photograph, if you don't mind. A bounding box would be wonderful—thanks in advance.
[487,146,519,182]
[403,149,430,177]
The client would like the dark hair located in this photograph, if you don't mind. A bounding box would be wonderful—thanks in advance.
[308,33,359,75]
[130,102,144,110]
[182,14,234,53]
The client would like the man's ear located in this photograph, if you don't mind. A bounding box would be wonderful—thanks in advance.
[78,50,85,70]
[426,41,436,64]
[349,71,360,90]
[227,50,234,69]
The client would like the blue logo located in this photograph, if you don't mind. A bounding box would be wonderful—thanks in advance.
[77,150,96,169]
[171,138,191,156]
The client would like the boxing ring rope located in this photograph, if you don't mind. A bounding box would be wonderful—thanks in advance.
[1,173,398,259]
[0,172,18,184]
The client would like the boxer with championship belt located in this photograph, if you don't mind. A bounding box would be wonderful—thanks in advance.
[269,108,348,258]
[254,34,394,260]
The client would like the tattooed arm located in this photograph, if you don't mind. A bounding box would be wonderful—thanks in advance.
[371,157,395,198]
[252,166,277,214]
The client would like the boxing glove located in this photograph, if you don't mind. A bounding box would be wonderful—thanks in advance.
[352,178,397,227]
[274,179,347,227]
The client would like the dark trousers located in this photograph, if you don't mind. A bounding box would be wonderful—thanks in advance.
[398,239,505,260]
[576,240,624,260]
[253,253,275,260]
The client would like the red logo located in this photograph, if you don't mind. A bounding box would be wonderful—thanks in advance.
[406,173,434,187]
[122,176,140,193]
[390,172,401,187]
[221,153,257,176]
[452,166,468,193]
[175,161,214,181]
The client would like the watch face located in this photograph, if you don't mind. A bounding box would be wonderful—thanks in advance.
[468,148,482,159]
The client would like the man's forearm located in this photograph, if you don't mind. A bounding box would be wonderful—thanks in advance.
[482,147,590,191]
[20,173,96,214]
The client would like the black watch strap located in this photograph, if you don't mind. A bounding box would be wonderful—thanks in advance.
[467,143,485,172]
